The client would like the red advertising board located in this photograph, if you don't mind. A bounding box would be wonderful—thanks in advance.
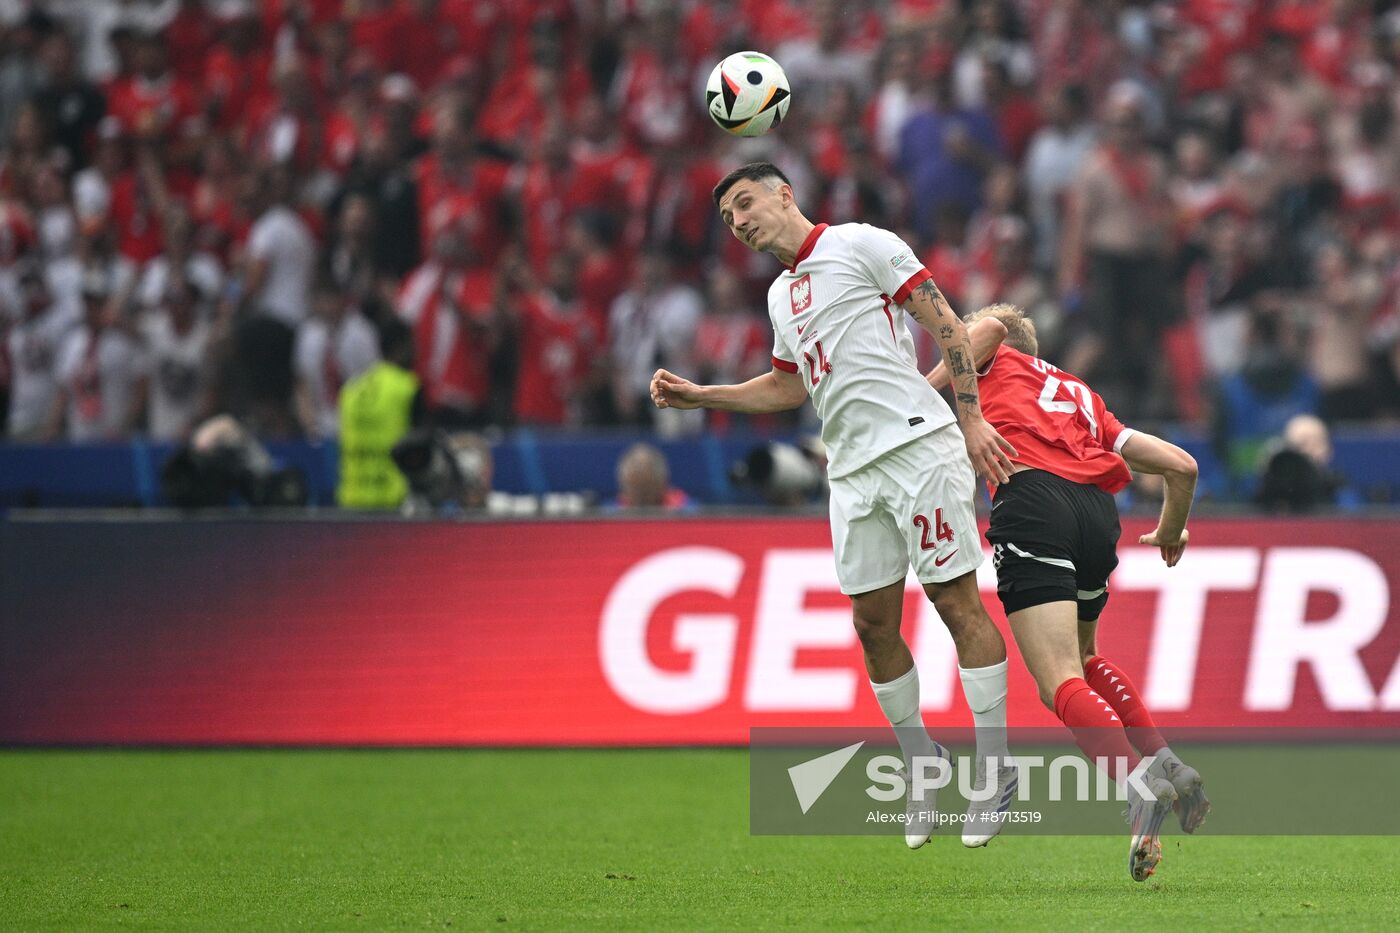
[2,517,1399,744]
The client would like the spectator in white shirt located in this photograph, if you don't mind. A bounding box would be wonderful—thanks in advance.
[71,115,123,228]
[775,0,874,114]
[46,217,137,318]
[294,279,380,439]
[608,247,702,434]
[141,274,210,441]
[53,271,147,441]
[242,165,315,328]
[137,205,224,314]
[1022,83,1096,271]
[6,261,79,440]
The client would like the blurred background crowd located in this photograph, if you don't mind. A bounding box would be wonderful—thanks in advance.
[1,0,1398,508]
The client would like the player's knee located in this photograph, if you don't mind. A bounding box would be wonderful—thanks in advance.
[927,580,988,635]
[1036,669,1086,714]
[851,611,898,648]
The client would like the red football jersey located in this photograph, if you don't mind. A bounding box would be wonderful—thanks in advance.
[977,346,1134,493]
[514,291,599,425]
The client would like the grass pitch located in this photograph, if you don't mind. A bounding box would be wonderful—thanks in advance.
[3,749,1398,930]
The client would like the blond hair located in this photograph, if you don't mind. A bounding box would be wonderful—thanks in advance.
[967,303,1038,356]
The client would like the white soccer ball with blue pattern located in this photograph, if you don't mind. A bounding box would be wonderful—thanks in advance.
[705,51,791,137]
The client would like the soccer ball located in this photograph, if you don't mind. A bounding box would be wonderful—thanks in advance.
[705,51,791,137]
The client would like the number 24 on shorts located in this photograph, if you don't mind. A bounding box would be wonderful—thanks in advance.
[912,508,954,551]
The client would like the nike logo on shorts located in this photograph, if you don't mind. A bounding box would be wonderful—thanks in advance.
[934,549,959,567]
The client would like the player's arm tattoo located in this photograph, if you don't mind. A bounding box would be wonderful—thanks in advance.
[901,275,984,420]
[907,275,952,323]
[946,346,981,419]
[947,347,973,377]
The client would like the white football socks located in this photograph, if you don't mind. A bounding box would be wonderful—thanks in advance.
[958,658,1010,761]
[871,663,938,764]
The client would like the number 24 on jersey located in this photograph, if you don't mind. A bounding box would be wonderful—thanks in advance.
[803,341,831,387]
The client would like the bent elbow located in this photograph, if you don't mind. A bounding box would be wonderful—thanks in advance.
[1168,451,1198,482]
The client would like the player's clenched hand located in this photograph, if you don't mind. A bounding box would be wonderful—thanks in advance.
[962,417,1017,486]
[650,369,706,410]
[1140,526,1189,567]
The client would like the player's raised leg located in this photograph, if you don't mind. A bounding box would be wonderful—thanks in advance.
[852,581,948,850]
[1080,622,1210,833]
[1011,601,1176,881]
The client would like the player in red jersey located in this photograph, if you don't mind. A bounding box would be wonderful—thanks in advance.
[928,303,1210,882]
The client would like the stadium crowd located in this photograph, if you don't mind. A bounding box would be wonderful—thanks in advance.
[1,0,1399,484]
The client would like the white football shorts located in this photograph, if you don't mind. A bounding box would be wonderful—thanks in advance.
[828,424,984,595]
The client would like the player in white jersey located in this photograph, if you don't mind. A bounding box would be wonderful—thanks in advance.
[651,162,1019,848]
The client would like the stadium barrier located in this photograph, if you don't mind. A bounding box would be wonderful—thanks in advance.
[2,428,1398,507]
[3,515,1398,745]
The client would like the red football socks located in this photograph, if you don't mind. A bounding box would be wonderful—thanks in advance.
[1085,655,1169,757]
[1052,677,1139,784]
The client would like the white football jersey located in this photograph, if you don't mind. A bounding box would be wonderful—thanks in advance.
[768,223,956,478]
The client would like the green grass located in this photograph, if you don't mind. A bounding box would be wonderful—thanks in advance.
[2,750,1398,930]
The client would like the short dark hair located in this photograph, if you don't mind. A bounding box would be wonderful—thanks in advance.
[712,161,792,206]
[379,318,415,365]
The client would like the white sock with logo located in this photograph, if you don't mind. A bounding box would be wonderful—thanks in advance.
[959,659,1010,762]
[871,663,938,765]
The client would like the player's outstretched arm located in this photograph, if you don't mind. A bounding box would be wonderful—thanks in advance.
[926,316,1007,391]
[1120,432,1199,567]
[651,366,807,414]
[901,280,1017,484]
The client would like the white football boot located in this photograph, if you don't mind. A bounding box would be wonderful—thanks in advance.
[962,756,1018,847]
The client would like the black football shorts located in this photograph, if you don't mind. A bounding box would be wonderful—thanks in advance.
[984,469,1122,621]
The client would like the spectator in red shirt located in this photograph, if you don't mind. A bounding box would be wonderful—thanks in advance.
[163,0,214,85]
[345,0,401,73]
[186,134,248,261]
[105,154,165,265]
[964,215,1063,360]
[693,265,770,431]
[505,114,582,278]
[391,0,497,94]
[508,250,600,426]
[920,203,972,310]
[982,60,1040,164]
[106,29,200,148]
[1301,0,1371,88]
[414,102,509,266]
[569,93,652,247]
[607,8,694,149]
[245,56,331,175]
[635,137,726,273]
[476,61,564,156]
[204,5,274,132]
[566,209,627,326]
[396,211,497,426]
[965,162,1024,276]
[1033,0,1118,95]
